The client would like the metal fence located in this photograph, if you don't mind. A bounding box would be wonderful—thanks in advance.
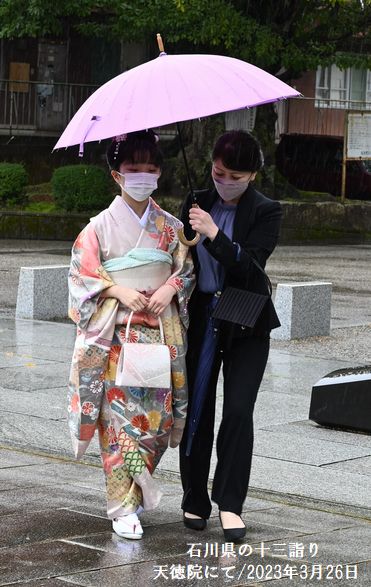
[0,79,98,135]
[0,79,180,139]
[5,80,370,141]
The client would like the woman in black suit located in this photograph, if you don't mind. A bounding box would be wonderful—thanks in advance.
[179,130,282,542]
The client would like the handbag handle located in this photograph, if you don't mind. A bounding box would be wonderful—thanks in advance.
[249,255,273,297]
[125,311,166,344]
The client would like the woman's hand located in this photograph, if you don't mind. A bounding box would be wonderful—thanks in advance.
[102,285,148,312]
[189,207,218,240]
[147,284,176,316]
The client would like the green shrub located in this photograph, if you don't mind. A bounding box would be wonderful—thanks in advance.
[51,165,111,212]
[0,162,28,206]
[25,182,53,202]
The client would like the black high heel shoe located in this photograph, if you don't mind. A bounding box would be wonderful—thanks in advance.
[183,512,207,531]
[219,511,246,543]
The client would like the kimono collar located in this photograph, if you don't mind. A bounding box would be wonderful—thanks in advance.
[109,195,151,228]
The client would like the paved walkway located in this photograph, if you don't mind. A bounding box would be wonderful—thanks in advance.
[0,243,370,585]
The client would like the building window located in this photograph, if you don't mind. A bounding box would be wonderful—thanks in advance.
[225,108,256,132]
[315,65,371,110]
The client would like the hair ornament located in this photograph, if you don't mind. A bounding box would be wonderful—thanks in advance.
[113,133,127,160]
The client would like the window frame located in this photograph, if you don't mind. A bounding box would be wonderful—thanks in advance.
[315,65,371,111]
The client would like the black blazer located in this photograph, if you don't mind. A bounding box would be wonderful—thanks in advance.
[181,185,283,340]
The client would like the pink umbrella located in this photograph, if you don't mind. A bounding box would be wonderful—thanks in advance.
[54,36,300,245]
[54,37,300,154]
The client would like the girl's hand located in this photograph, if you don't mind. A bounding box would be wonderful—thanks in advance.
[189,207,218,240]
[102,285,148,312]
[147,284,176,316]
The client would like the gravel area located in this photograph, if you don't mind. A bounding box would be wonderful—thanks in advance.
[271,324,371,365]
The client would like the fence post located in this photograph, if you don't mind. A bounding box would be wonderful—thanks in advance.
[341,111,348,203]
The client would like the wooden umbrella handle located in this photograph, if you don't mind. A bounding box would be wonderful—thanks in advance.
[157,33,165,53]
[177,203,201,247]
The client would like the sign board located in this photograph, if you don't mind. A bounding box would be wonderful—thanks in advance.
[346,112,371,159]
[9,62,30,93]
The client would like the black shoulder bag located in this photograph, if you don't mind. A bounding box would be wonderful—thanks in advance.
[212,256,280,330]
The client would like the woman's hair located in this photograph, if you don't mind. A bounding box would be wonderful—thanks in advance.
[212,130,264,172]
[106,129,163,171]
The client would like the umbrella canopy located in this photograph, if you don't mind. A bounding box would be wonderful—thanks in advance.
[54,52,300,153]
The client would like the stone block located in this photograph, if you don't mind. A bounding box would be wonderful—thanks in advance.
[16,265,69,320]
[309,366,371,433]
[271,281,332,340]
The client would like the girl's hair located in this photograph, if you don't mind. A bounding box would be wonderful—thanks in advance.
[212,130,264,172]
[106,129,163,171]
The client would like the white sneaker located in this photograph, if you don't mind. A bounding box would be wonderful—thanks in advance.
[112,513,143,540]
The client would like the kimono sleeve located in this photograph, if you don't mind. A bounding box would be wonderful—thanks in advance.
[164,227,195,431]
[68,223,115,330]
[165,236,195,330]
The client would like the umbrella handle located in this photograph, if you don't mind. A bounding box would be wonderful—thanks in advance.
[157,33,165,53]
[177,203,201,247]
[178,229,200,247]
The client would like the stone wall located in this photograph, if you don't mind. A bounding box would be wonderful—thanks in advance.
[280,201,371,244]
[0,211,88,240]
[1,201,371,243]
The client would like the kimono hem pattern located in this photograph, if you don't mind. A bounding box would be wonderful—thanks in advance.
[68,196,194,516]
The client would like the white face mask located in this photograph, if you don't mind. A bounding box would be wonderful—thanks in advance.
[116,172,159,201]
[212,176,250,201]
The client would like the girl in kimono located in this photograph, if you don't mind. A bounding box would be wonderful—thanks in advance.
[67,130,194,540]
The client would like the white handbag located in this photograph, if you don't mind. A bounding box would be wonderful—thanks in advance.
[115,312,171,389]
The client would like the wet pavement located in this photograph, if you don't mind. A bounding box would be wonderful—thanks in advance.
[0,241,370,585]
[0,444,370,586]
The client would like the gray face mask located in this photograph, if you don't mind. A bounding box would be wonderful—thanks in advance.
[212,176,250,201]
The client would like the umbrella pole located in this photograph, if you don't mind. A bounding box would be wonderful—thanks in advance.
[176,122,200,246]
[176,122,195,199]
[155,35,198,245]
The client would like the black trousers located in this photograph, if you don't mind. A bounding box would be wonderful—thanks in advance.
[179,332,270,518]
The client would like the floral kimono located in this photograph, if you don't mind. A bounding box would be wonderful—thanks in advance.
[67,195,195,517]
